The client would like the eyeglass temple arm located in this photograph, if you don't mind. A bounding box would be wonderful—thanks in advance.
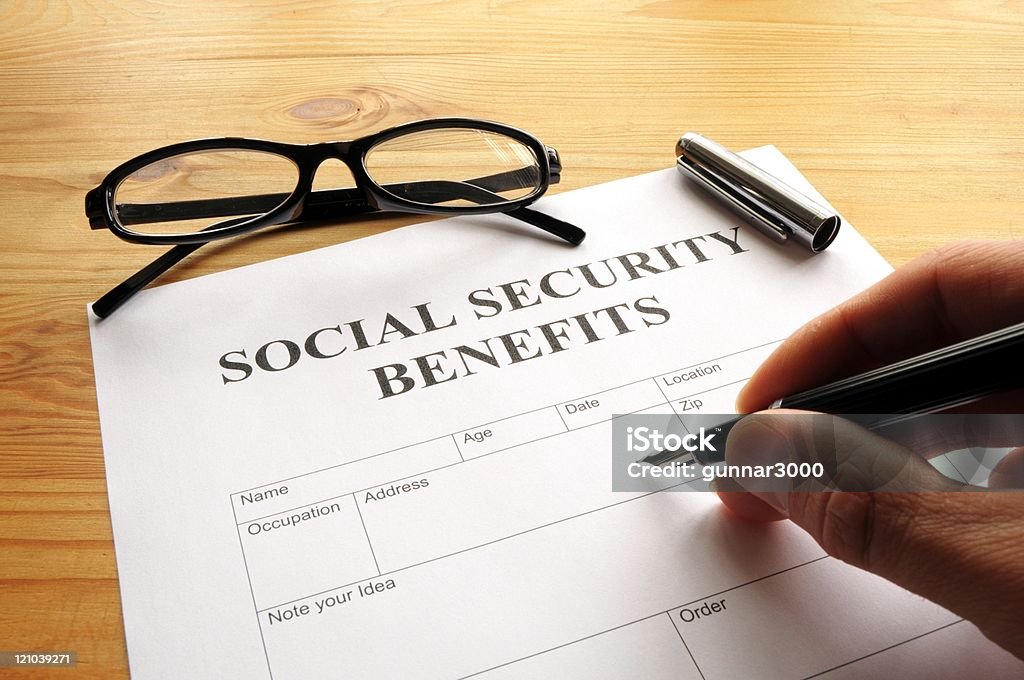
[383,180,584,246]
[91,218,250,319]
[97,187,369,227]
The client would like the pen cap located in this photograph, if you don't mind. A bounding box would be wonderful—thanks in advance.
[676,133,841,252]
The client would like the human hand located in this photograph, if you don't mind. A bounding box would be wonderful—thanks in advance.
[717,240,1024,658]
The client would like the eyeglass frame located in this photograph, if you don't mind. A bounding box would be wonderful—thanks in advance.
[85,117,585,318]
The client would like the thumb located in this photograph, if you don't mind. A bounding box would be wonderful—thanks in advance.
[722,411,1024,659]
[721,410,963,512]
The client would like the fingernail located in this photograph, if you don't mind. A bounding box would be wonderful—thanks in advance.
[726,418,792,514]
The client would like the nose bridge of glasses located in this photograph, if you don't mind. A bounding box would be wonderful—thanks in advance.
[311,157,358,192]
[288,149,380,223]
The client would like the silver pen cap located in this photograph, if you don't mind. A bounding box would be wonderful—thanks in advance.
[676,133,840,252]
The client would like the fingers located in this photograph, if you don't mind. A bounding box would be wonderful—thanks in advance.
[737,240,1024,412]
[720,411,965,516]
[873,412,1024,459]
[721,411,1024,658]
[713,476,788,522]
[989,448,1024,489]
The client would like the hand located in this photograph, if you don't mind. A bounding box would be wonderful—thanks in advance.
[717,240,1024,658]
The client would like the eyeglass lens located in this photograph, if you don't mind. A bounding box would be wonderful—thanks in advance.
[113,150,300,236]
[363,128,541,208]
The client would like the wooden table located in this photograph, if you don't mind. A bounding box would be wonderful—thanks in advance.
[1,1,1021,677]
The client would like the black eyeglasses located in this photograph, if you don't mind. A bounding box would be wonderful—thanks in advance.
[85,117,586,318]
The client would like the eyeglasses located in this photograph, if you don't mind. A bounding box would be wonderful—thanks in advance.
[85,117,586,318]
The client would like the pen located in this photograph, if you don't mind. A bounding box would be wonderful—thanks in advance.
[638,319,1024,467]
[676,132,842,253]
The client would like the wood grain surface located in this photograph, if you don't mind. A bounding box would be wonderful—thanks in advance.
[1,1,1022,677]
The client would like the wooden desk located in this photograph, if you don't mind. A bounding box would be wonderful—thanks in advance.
[1,1,1021,677]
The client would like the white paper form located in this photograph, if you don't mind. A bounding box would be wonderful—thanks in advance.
[89,148,1024,679]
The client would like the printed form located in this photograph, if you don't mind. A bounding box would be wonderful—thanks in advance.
[89,148,1024,679]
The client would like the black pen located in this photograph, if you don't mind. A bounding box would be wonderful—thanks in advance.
[638,320,1024,467]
